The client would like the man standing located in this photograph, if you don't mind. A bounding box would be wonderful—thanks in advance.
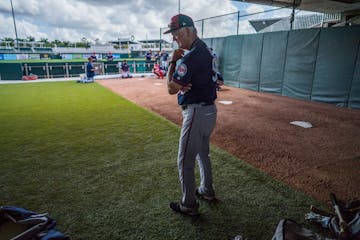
[164,14,223,216]
[90,52,97,61]
[160,50,169,70]
[145,50,153,72]
[107,52,114,61]
[120,60,132,78]
[86,57,95,82]
[145,50,152,62]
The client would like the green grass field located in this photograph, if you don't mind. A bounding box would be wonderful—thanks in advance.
[0,81,324,239]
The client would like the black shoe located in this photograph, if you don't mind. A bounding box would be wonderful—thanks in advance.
[195,188,215,201]
[169,202,199,216]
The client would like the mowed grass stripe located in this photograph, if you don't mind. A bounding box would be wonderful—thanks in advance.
[0,81,321,240]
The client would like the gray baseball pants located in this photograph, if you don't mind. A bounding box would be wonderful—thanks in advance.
[177,103,217,207]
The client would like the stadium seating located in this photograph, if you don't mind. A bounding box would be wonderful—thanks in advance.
[33,47,53,53]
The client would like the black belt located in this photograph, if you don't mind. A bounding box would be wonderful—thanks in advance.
[181,102,214,110]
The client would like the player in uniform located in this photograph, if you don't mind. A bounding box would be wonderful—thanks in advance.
[160,50,169,70]
[86,57,95,83]
[107,52,114,61]
[90,52,97,61]
[152,62,165,79]
[164,14,223,216]
[209,48,224,91]
[120,60,132,78]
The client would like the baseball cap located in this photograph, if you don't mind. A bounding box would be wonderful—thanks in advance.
[163,14,194,34]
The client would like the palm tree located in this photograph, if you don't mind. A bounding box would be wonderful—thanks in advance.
[81,37,90,48]
[4,37,14,42]
[2,37,14,47]
[40,38,51,47]
[63,41,71,47]
[40,38,48,43]
[26,36,35,42]
[52,39,62,47]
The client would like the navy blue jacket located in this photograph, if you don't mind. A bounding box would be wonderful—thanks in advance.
[86,62,95,78]
[172,38,217,105]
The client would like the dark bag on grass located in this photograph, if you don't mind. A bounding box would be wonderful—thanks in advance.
[271,219,335,240]
[306,197,360,240]
[0,206,69,240]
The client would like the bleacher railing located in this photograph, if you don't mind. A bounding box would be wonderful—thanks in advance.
[20,60,157,79]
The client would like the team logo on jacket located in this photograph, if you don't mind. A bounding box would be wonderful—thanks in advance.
[177,63,187,77]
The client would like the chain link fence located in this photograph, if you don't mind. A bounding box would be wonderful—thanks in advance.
[160,7,341,42]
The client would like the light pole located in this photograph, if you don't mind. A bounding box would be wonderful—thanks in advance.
[10,0,19,49]
[160,28,162,52]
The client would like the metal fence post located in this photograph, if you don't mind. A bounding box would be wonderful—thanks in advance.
[237,11,240,35]
[159,28,162,52]
[45,63,50,78]
[24,63,28,76]
[68,64,72,77]
[65,63,69,78]
[201,19,204,39]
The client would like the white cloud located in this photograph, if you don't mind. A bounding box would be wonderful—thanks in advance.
[17,20,48,40]
[0,0,245,43]
[0,14,14,37]
[245,4,265,15]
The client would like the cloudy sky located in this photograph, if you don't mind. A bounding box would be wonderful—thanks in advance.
[1,0,300,43]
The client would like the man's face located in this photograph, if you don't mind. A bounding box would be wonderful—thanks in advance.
[171,27,188,49]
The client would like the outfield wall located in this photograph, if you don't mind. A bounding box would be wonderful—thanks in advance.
[0,60,156,80]
[204,25,360,109]
[0,53,133,61]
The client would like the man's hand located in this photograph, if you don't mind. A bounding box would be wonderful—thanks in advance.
[171,49,185,63]
[167,49,186,95]
[182,83,192,93]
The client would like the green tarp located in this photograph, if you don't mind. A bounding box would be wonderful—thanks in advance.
[260,31,288,94]
[312,27,360,107]
[283,28,320,100]
[204,25,360,109]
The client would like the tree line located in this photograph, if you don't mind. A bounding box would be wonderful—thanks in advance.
[0,36,91,48]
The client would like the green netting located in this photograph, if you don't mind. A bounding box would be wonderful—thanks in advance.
[26,63,47,78]
[260,31,288,94]
[349,43,360,109]
[312,26,360,107]
[48,63,66,78]
[127,61,135,72]
[222,35,243,88]
[239,34,264,91]
[104,62,119,75]
[204,25,360,109]
[0,63,22,80]
[283,28,320,100]
[68,62,86,77]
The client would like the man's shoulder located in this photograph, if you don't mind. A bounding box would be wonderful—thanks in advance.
[187,44,211,60]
